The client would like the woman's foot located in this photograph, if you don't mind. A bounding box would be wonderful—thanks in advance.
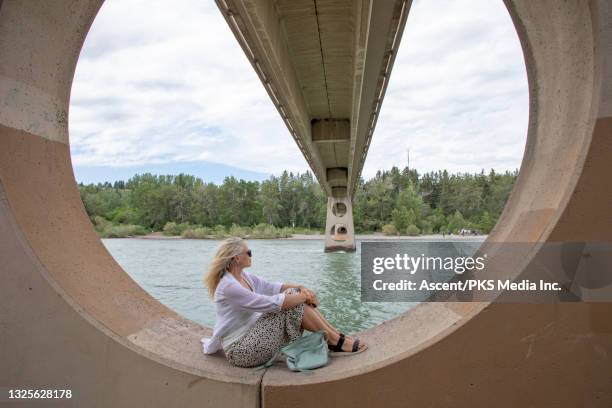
[327,332,367,352]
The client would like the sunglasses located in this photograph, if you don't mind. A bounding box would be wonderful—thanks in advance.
[244,249,252,257]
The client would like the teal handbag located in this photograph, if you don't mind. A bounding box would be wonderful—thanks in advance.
[253,330,329,372]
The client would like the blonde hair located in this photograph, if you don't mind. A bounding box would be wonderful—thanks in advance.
[203,237,246,299]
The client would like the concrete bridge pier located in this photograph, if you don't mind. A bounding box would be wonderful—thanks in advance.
[324,195,356,253]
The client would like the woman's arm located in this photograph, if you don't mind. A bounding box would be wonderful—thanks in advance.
[221,283,287,313]
[244,275,316,307]
[280,283,303,292]
[280,284,320,308]
[280,292,308,310]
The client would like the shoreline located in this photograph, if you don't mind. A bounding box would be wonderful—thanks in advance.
[123,232,487,241]
[286,233,486,240]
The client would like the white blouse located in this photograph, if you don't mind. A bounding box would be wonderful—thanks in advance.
[200,270,286,355]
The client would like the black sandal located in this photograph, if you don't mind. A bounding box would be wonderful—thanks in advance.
[328,333,367,357]
[328,333,346,352]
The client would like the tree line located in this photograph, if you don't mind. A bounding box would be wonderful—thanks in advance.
[78,166,518,237]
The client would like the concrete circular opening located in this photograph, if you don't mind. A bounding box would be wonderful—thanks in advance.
[2,1,611,406]
[332,202,347,217]
[329,223,348,241]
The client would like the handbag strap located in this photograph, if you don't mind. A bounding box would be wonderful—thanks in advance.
[252,330,327,372]
[253,347,317,372]
[252,349,283,371]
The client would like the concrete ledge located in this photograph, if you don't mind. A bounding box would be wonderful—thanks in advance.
[2,0,612,407]
[262,302,612,407]
[0,174,263,406]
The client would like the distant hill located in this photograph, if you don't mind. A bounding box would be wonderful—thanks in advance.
[73,160,272,184]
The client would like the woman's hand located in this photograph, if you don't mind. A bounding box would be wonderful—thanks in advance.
[299,286,320,307]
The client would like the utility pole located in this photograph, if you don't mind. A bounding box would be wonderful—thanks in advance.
[406,147,410,171]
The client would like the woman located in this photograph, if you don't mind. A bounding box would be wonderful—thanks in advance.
[201,237,367,368]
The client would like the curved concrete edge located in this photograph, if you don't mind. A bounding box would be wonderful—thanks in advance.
[0,0,265,405]
[260,0,612,406]
[0,133,264,405]
[0,191,261,407]
[0,0,95,144]
[1,0,611,407]
[262,302,485,385]
[263,303,612,407]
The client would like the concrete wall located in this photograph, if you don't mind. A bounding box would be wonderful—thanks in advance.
[1,0,611,407]
[0,1,262,407]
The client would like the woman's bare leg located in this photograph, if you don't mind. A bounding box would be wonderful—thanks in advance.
[311,307,340,336]
[300,304,366,351]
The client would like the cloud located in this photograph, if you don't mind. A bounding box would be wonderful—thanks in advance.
[69,0,528,180]
[365,0,529,177]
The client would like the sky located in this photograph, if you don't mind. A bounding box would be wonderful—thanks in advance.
[69,0,529,185]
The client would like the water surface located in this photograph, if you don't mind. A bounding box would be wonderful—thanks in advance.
[101,238,482,334]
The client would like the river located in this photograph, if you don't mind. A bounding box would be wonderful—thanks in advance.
[102,236,484,335]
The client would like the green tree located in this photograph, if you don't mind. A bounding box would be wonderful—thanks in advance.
[446,210,466,233]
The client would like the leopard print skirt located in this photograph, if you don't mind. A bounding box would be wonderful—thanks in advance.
[224,287,305,368]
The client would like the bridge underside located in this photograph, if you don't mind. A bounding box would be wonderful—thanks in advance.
[218,0,410,251]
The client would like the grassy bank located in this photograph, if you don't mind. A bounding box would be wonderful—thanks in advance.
[91,217,482,239]
[91,217,322,239]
